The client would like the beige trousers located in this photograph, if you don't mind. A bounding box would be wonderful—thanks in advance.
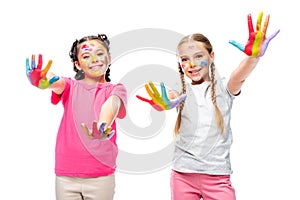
[56,174,115,200]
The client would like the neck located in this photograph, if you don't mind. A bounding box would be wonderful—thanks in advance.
[83,75,106,85]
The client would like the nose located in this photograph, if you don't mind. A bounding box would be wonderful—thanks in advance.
[91,55,99,63]
[188,61,194,68]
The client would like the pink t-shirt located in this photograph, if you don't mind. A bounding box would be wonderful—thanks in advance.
[51,78,127,177]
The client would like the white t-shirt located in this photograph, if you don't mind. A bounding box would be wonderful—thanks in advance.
[172,78,236,175]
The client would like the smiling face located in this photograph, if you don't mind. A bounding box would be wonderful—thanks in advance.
[177,41,214,84]
[75,40,111,84]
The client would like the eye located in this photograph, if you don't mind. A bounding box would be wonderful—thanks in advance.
[97,52,104,57]
[181,58,188,62]
[195,54,202,59]
[83,55,90,59]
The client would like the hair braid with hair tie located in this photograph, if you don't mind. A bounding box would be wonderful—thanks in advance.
[210,62,225,134]
[174,62,186,136]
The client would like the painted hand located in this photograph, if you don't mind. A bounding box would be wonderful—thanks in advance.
[26,54,59,89]
[136,81,186,111]
[229,11,280,57]
[81,121,115,140]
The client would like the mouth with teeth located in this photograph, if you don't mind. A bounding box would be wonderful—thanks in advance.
[88,64,106,75]
[188,68,201,76]
[89,64,104,71]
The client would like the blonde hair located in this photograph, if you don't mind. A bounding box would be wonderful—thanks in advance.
[174,33,225,136]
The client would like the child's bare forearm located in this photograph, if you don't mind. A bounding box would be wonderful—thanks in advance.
[227,56,260,95]
[49,77,66,94]
[47,72,66,94]
[98,95,122,129]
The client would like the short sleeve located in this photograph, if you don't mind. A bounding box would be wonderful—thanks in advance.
[221,78,240,98]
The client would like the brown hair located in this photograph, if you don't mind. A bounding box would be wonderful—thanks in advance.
[174,33,225,135]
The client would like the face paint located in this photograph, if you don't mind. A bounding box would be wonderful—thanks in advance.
[199,60,208,68]
[78,40,109,78]
[81,42,95,53]
[181,61,193,68]
[90,56,109,75]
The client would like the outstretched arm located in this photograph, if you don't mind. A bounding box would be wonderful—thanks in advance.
[227,57,259,95]
[98,95,122,129]
[48,72,66,95]
[228,11,279,95]
[81,95,122,140]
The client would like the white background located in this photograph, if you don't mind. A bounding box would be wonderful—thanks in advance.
[1,0,299,199]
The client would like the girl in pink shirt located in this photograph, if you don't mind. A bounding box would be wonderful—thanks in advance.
[26,34,127,200]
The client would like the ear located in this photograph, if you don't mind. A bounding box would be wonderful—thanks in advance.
[210,51,215,61]
[74,61,82,71]
[107,55,112,66]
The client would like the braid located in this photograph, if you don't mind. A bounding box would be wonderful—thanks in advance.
[69,39,80,74]
[174,63,186,136]
[210,62,225,134]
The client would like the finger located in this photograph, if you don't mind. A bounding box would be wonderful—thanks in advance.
[170,94,187,108]
[247,14,254,35]
[31,54,36,70]
[145,84,156,100]
[149,81,161,97]
[106,130,115,140]
[256,11,263,31]
[136,95,152,103]
[92,121,98,132]
[91,121,102,138]
[260,29,280,57]
[266,29,280,41]
[38,78,51,89]
[252,31,262,57]
[229,40,245,52]
[81,123,93,139]
[49,75,60,84]
[36,54,43,70]
[160,82,169,102]
[26,58,31,76]
[40,59,53,77]
[99,122,107,133]
[103,127,113,137]
[262,14,270,40]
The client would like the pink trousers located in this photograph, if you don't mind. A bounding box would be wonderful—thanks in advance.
[170,170,236,200]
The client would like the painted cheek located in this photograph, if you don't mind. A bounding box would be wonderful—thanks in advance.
[181,61,193,68]
[199,60,208,68]
[81,59,89,66]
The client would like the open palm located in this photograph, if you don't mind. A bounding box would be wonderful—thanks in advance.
[229,11,280,57]
[26,54,59,89]
[136,81,186,111]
